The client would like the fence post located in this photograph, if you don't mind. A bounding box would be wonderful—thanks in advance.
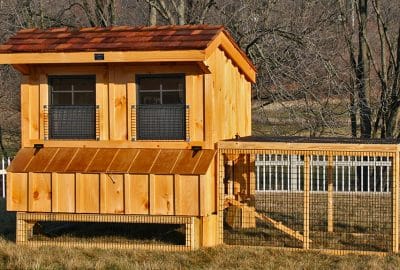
[303,154,310,249]
[327,153,334,232]
[393,151,399,253]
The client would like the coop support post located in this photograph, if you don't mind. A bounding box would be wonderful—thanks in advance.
[327,154,334,233]
[303,154,310,249]
[217,150,224,245]
[392,151,399,253]
[16,212,35,244]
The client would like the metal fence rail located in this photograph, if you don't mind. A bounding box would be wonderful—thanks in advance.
[0,156,10,198]
[256,154,392,192]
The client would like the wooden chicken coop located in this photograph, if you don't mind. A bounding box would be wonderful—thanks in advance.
[0,25,256,250]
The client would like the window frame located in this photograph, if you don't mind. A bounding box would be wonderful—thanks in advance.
[47,74,97,140]
[48,75,96,106]
[136,74,186,105]
[135,74,187,141]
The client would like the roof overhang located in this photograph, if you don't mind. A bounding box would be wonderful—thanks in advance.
[0,36,255,83]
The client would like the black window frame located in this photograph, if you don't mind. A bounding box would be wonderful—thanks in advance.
[48,75,97,140]
[135,74,187,140]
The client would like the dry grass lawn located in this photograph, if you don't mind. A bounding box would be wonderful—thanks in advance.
[0,240,400,269]
[1,199,400,269]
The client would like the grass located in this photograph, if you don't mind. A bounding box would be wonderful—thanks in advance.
[1,202,400,269]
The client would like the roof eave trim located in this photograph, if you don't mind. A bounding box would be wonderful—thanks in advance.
[205,32,256,83]
[0,50,205,65]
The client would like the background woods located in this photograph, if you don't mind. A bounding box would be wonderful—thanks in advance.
[0,0,399,154]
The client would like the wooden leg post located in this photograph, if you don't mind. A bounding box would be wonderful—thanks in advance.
[327,154,334,233]
[16,213,35,244]
[303,155,310,249]
[393,152,399,253]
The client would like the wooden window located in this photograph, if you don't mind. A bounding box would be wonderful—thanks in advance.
[48,75,96,139]
[136,75,187,140]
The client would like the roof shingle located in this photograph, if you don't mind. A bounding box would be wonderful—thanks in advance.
[0,25,224,53]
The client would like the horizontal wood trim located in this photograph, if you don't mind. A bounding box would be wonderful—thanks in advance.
[0,50,205,64]
[217,141,400,153]
[27,140,205,149]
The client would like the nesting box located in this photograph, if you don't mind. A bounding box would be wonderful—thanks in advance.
[0,25,256,249]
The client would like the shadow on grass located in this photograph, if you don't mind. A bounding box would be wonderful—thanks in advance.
[0,199,16,241]
[33,221,185,245]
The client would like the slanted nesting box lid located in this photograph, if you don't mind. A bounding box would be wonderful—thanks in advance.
[0,25,256,82]
[8,147,216,175]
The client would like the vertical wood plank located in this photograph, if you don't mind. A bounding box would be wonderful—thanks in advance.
[28,173,51,212]
[175,175,199,216]
[6,172,28,211]
[393,152,399,253]
[303,155,310,249]
[39,73,48,140]
[96,70,109,140]
[124,174,149,214]
[327,154,334,232]
[29,71,40,141]
[153,175,174,215]
[109,65,127,140]
[126,73,136,141]
[186,74,204,142]
[51,173,75,213]
[20,77,30,147]
[203,59,215,148]
[149,174,155,215]
[200,214,218,247]
[76,173,99,213]
[200,164,216,216]
[100,173,124,214]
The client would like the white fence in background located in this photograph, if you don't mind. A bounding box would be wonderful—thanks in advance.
[0,157,11,199]
[255,154,392,193]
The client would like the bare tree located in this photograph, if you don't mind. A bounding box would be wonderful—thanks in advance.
[338,0,400,138]
[144,0,216,26]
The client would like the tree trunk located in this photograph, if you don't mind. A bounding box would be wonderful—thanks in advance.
[177,0,185,25]
[386,25,400,137]
[350,88,357,137]
[149,4,157,25]
[356,0,372,138]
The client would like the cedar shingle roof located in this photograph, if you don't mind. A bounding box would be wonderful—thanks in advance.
[0,25,225,53]
[7,147,216,175]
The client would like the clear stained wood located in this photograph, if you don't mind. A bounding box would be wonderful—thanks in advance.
[7,171,213,217]
[8,147,216,175]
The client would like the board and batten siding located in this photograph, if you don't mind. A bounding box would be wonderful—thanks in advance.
[20,64,207,148]
[7,170,214,216]
[204,47,252,146]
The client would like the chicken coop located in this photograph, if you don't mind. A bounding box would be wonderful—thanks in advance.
[0,25,255,250]
[0,25,399,255]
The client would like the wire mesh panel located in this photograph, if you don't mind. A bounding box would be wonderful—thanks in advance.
[221,149,304,249]
[16,213,196,251]
[219,147,398,254]
[47,105,98,140]
[134,104,188,140]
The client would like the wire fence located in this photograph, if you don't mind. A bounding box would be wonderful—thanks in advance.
[219,146,399,254]
[0,156,11,199]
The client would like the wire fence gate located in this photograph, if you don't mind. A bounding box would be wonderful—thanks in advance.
[219,146,400,255]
